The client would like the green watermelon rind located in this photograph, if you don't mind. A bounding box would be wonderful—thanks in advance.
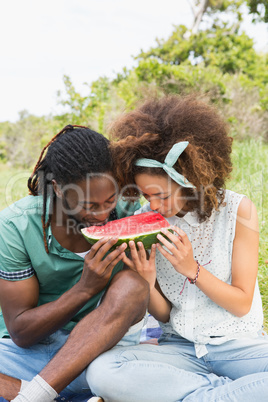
[81,228,173,251]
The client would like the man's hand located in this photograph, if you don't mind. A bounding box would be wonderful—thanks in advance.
[79,237,127,296]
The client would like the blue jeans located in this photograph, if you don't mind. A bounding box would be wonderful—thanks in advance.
[0,319,145,396]
[86,332,268,401]
[0,329,90,395]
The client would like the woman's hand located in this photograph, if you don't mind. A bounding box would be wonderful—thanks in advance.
[156,226,197,280]
[122,241,157,290]
[123,241,171,322]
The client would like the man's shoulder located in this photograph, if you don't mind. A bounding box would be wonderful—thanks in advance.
[115,198,141,219]
[134,202,151,215]
[0,195,43,224]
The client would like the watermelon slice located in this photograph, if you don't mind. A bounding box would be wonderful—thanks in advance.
[81,211,171,250]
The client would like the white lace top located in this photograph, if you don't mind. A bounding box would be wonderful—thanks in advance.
[136,190,263,357]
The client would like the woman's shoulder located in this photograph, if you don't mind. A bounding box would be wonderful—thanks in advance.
[219,189,245,217]
[223,189,245,205]
[220,190,258,231]
[236,196,259,233]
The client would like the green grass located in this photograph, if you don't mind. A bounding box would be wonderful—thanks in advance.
[227,139,268,330]
[0,164,30,212]
[0,138,267,329]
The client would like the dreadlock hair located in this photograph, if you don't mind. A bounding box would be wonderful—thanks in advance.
[28,124,113,253]
[110,95,233,222]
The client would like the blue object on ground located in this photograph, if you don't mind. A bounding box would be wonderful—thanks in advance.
[140,313,162,342]
[0,392,93,402]
[55,391,93,401]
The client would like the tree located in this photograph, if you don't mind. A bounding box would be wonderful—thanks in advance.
[3,0,266,166]
[187,0,268,30]
[247,0,268,22]
[0,113,62,167]
[123,0,268,140]
[188,0,243,34]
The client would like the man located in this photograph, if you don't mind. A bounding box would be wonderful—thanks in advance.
[0,125,149,401]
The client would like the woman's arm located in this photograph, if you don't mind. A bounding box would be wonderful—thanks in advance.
[149,281,171,322]
[122,241,171,322]
[157,197,259,317]
[196,197,259,316]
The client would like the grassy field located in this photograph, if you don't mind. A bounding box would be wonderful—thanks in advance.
[228,139,268,330]
[0,139,267,328]
[0,164,31,211]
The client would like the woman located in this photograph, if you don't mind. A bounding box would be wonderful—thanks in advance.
[86,96,268,402]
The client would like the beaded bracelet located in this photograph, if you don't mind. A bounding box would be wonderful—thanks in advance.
[179,260,200,295]
[188,260,200,284]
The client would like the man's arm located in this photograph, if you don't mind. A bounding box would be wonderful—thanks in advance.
[0,238,127,348]
[22,270,149,399]
[4,268,149,402]
[0,276,92,348]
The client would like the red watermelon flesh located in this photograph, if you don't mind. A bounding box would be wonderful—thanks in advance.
[81,211,171,249]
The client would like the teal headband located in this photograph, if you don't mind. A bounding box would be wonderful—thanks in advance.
[135,141,196,189]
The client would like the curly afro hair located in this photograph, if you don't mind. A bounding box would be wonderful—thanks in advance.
[110,95,233,221]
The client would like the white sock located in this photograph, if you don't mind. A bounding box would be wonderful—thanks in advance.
[11,375,59,402]
[20,380,29,391]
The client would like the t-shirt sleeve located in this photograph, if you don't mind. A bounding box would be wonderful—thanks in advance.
[0,218,35,281]
[116,198,142,219]
[134,202,152,215]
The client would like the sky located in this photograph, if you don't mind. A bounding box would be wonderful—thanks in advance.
[1,0,267,123]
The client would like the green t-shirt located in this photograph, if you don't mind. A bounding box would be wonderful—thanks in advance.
[0,195,140,338]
